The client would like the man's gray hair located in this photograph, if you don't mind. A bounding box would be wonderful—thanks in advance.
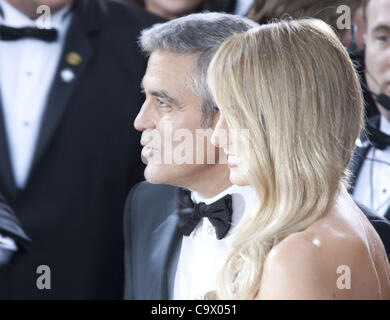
[139,12,258,127]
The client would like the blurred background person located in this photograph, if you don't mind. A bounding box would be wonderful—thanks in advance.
[247,0,380,119]
[0,0,160,299]
[127,0,253,19]
[0,194,30,267]
[350,0,390,221]
[248,0,365,49]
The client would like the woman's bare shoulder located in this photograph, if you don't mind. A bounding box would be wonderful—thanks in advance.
[256,225,380,300]
[255,188,390,299]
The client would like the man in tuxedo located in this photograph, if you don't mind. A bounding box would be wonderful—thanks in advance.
[0,194,30,266]
[0,0,161,298]
[349,0,390,221]
[123,12,259,300]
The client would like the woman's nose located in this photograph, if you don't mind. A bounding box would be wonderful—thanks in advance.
[211,116,228,148]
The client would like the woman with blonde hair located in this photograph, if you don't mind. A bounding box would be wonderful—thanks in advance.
[207,19,390,299]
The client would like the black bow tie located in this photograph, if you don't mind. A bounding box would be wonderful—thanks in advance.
[367,125,390,150]
[176,188,233,240]
[0,25,58,42]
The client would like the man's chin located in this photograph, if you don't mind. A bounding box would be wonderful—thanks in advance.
[144,164,169,185]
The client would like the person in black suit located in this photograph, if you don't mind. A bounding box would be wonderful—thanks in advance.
[349,0,390,221]
[0,194,30,266]
[124,12,259,300]
[0,0,161,299]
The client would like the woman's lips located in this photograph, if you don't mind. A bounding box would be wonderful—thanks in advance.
[227,156,238,168]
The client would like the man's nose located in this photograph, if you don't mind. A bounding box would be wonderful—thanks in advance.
[134,102,155,131]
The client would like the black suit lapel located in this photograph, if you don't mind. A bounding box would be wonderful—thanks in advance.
[384,207,390,221]
[0,94,17,198]
[29,0,100,177]
[148,198,182,299]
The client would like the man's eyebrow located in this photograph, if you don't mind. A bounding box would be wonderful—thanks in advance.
[372,24,390,33]
[140,81,181,106]
[150,90,181,106]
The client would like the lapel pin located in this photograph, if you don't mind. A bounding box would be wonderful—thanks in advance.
[60,68,75,83]
[66,52,82,66]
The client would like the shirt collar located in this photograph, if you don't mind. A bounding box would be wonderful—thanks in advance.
[192,184,237,205]
[380,115,390,136]
[191,184,258,230]
[0,0,73,30]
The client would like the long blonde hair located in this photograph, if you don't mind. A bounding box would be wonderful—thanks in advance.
[207,19,364,299]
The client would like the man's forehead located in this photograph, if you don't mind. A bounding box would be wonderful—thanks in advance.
[142,51,197,90]
[367,0,390,28]
[147,50,198,74]
[142,64,183,93]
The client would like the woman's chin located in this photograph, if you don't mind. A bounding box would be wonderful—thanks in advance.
[229,168,248,186]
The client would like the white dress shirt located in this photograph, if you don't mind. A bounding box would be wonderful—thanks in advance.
[0,0,73,188]
[173,184,257,300]
[0,233,17,266]
[353,115,390,217]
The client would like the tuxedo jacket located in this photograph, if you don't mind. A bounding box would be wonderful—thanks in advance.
[348,115,390,220]
[124,181,182,299]
[0,0,162,299]
[123,181,390,300]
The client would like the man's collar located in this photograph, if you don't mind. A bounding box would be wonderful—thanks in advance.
[192,184,257,212]
[380,115,390,136]
[192,184,235,205]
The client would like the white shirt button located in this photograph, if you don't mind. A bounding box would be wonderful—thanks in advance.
[207,226,214,235]
[60,68,75,83]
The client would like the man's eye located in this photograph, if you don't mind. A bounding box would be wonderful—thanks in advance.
[157,99,170,109]
[376,35,390,42]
